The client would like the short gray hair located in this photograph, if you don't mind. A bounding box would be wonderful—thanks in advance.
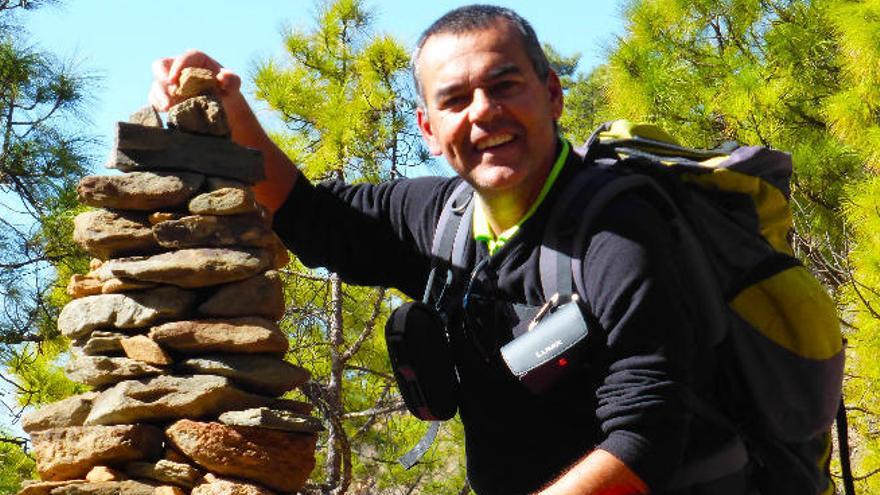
[412,5,551,106]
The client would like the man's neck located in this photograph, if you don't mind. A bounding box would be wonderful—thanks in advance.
[477,181,544,235]
[475,140,563,235]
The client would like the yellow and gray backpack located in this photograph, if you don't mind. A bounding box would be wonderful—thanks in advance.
[537,120,845,494]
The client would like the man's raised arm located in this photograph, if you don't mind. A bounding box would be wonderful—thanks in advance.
[149,50,298,213]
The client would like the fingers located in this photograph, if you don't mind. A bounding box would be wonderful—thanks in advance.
[216,68,242,97]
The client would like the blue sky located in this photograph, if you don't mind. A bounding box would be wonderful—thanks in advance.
[24,0,624,168]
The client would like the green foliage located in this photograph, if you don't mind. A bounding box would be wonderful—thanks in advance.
[0,0,92,489]
[0,430,36,495]
[256,1,463,493]
[560,0,879,491]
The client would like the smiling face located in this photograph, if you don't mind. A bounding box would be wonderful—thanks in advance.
[415,20,563,200]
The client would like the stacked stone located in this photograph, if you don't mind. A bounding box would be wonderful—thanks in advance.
[19,69,320,495]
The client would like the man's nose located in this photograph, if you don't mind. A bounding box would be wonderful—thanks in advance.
[468,89,500,122]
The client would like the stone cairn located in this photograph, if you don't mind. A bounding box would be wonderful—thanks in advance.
[18,69,321,495]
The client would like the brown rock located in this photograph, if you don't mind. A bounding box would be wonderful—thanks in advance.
[191,474,277,495]
[22,392,100,433]
[163,449,189,464]
[165,420,316,493]
[84,375,270,426]
[175,68,217,99]
[176,355,309,396]
[65,355,164,388]
[188,187,258,216]
[77,172,203,211]
[152,215,276,250]
[17,481,87,495]
[110,122,264,184]
[148,212,185,225]
[267,234,289,269]
[197,271,284,320]
[67,274,103,298]
[129,106,163,128]
[154,487,186,495]
[148,317,288,355]
[31,424,163,481]
[218,408,323,433]
[85,466,126,482]
[58,287,197,339]
[106,248,273,289]
[124,460,201,488]
[67,275,157,299]
[73,210,158,259]
[120,335,173,366]
[49,481,158,495]
[168,96,229,136]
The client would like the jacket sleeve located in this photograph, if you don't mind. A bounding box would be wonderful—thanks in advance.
[272,174,461,300]
[583,193,696,489]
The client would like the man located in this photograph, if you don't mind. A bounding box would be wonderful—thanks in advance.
[151,6,741,494]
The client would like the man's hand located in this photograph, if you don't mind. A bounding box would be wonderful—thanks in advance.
[149,49,241,111]
[148,50,299,212]
[535,449,649,495]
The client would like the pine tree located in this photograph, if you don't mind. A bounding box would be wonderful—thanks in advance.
[560,0,879,491]
[0,1,92,487]
[254,1,465,493]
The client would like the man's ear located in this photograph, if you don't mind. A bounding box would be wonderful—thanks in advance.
[547,69,564,121]
[417,107,443,156]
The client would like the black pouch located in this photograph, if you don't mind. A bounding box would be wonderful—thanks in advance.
[500,297,594,394]
[385,301,458,421]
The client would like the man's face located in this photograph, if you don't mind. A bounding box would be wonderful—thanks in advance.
[415,21,563,197]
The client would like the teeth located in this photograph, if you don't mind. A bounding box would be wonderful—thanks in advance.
[476,134,514,151]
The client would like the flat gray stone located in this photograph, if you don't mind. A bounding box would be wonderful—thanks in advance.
[167,95,229,137]
[30,424,163,481]
[152,215,275,250]
[77,172,203,211]
[148,317,288,355]
[176,355,309,396]
[65,355,164,388]
[49,481,158,495]
[22,392,100,433]
[218,408,323,433]
[76,331,127,356]
[58,287,195,339]
[110,122,264,184]
[17,481,87,495]
[73,210,158,259]
[58,287,197,339]
[105,248,273,289]
[124,460,201,488]
[198,271,284,320]
[84,374,271,426]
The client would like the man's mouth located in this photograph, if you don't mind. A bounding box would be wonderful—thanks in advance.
[475,133,515,151]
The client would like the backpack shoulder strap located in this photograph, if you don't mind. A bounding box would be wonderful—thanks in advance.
[424,180,474,305]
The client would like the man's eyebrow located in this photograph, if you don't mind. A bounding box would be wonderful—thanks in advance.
[433,63,523,100]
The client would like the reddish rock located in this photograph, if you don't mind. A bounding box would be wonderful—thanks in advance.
[165,420,316,493]
[120,335,173,366]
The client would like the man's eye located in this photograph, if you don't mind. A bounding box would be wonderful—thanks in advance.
[441,95,469,109]
[492,81,519,96]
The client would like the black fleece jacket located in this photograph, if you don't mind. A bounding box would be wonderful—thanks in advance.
[274,150,700,494]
